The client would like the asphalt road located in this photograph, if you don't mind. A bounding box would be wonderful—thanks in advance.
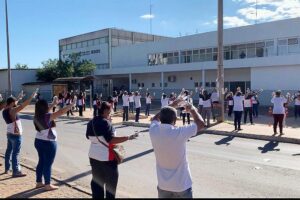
[1,114,300,198]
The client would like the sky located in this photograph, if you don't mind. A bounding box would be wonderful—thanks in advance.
[0,0,299,68]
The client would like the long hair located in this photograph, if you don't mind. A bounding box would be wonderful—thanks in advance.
[34,99,56,131]
[98,101,112,116]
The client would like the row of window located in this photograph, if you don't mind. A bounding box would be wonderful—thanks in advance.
[96,63,109,70]
[148,37,300,66]
[61,37,108,51]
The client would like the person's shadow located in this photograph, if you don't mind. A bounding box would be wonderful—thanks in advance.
[215,135,235,146]
[258,141,280,153]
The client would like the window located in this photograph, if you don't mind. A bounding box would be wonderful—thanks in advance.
[138,83,141,87]
[180,51,192,63]
[77,42,83,48]
[94,39,101,45]
[211,82,216,88]
[256,42,265,57]
[246,43,256,58]
[231,45,239,59]
[88,40,94,47]
[100,37,108,44]
[164,83,168,87]
[71,43,77,49]
[66,44,72,50]
[152,83,155,87]
[194,82,199,87]
[62,45,67,51]
[168,76,176,82]
[205,48,212,61]
[205,82,211,87]
[288,38,300,54]
[224,46,231,60]
[82,41,88,47]
[193,49,200,62]
[132,79,137,84]
[213,48,218,61]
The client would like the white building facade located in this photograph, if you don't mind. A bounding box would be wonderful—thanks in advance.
[59,18,300,105]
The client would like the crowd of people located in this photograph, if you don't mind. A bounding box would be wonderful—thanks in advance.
[0,87,300,198]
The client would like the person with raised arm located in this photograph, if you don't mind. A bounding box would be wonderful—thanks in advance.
[226,92,234,117]
[134,91,142,122]
[86,101,139,199]
[233,88,245,131]
[149,98,205,198]
[33,96,76,191]
[161,93,169,108]
[122,91,130,121]
[2,90,37,177]
[271,91,288,135]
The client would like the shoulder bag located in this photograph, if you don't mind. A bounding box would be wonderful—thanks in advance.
[91,119,125,164]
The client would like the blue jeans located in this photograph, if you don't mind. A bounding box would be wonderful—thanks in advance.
[34,139,57,185]
[129,102,134,113]
[157,187,193,198]
[5,134,22,174]
[145,104,151,116]
[135,107,141,122]
[253,104,259,117]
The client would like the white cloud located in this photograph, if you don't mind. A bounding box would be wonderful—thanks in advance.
[213,16,250,27]
[233,0,300,22]
[140,14,155,19]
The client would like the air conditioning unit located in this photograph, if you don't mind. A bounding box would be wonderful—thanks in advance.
[168,76,176,82]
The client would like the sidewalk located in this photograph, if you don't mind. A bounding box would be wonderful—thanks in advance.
[0,163,90,198]
[20,105,300,144]
[205,115,300,144]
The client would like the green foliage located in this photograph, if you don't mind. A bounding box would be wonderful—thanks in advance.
[36,54,96,82]
[15,63,29,69]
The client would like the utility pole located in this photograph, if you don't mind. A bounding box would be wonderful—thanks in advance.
[5,0,12,96]
[217,0,225,122]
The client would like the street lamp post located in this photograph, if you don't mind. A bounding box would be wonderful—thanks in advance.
[5,0,12,96]
[217,0,225,122]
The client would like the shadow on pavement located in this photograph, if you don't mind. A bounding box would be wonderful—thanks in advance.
[19,114,33,120]
[292,153,300,156]
[258,141,280,154]
[57,170,92,186]
[6,187,46,198]
[123,149,154,163]
[215,135,235,146]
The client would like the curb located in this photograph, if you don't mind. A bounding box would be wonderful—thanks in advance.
[0,154,92,197]
[204,130,300,145]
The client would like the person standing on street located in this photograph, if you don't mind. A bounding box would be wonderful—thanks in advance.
[226,92,234,117]
[202,90,212,127]
[33,98,76,191]
[134,91,142,122]
[233,89,244,131]
[86,101,138,199]
[149,98,205,198]
[243,93,254,125]
[77,92,84,117]
[2,90,37,177]
[145,92,152,117]
[294,92,300,120]
[113,91,119,113]
[129,92,134,114]
[65,92,74,117]
[271,91,288,135]
[252,93,259,118]
[161,93,169,108]
[122,91,129,121]
[211,88,219,122]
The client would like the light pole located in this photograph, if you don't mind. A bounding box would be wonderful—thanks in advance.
[217,0,225,122]
[5,0,12,96]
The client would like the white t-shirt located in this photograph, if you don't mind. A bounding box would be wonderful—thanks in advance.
[134,95,141,108]
[271,97,287,114]
[244,99,252,108]
[198,98,203,106]
[252,96,258,104]
[129,96,134,103]
[161,98,169,108]
[146,97,152,104]
[122,95,130,107]
[295,98,300,106]
[228,100,234,106]
[203,99,212,108]
[211,92,219,102]
[233,96,244,111]
[149,120,197,192]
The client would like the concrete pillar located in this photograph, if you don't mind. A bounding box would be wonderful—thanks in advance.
[129,73,132,92]
[161,72,164,91]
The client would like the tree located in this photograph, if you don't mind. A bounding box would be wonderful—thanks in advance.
[15,63,28,69]
[36,59,59,82]
[67,53,96,77]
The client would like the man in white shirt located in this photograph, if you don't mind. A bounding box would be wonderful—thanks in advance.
[122,91,129,121]
[134,91,142,122]
[149,99,205,198]
[129,92,134,113]
[271,91,288,134]
[211,88,219,122]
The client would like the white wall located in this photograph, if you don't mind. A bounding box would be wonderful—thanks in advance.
[251,65,300,90]
[111,18,300,69]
